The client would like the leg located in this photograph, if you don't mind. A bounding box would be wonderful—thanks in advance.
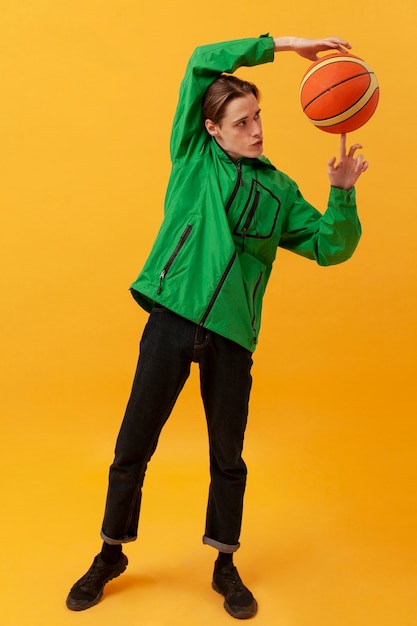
[67,307,197,611]
[102,306,195,543]
[197,330,257,619]
[198,329,253,551]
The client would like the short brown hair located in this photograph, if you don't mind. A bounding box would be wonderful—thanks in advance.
[202,74,260,125]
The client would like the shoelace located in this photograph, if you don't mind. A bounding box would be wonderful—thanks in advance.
[80,558,111,585]
[222,565,246,591]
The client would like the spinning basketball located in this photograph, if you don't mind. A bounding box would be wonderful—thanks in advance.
[299,53,379,133]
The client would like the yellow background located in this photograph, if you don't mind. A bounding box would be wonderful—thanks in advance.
[1,1,416,625]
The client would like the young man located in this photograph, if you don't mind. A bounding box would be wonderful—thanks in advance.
[66,34,367,619]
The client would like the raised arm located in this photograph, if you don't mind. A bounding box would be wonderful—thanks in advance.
[273,36,351,61]
[170,37,274,162]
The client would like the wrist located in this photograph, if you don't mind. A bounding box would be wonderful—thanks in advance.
[273,36,296,52]
[331,184,354,191]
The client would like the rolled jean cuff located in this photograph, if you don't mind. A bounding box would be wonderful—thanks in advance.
[100,529,137,545]
[202,535,240,553]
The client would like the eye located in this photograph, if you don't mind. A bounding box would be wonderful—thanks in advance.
[237,120,247,127]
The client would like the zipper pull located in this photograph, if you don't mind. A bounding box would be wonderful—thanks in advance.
[237,163,243,186]
[242,227,247,252]
[157,269,166,295]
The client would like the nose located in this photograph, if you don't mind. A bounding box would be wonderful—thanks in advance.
[252,119,262,137]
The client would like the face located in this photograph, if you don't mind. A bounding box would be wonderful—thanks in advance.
[205,93,263,161]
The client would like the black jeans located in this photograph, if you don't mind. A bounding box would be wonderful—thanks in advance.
[101,306,253,553]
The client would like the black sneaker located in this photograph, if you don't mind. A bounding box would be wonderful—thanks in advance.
[212,561,258,619]
[66,553,128,611]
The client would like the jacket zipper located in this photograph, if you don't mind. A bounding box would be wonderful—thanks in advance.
[251,271,263,344]
[224,162,243,215]
[241,190,260,252]
[157,224,193,295]
[199,250,237,326]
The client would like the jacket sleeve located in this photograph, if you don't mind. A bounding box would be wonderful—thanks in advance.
[279,185,362,265]
[170,36,274,162]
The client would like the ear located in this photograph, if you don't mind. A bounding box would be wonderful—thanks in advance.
[205,119,219,136]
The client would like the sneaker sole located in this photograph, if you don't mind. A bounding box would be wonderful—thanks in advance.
[66,556,128,611]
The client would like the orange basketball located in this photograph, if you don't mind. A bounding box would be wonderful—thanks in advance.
[299,53,379,133]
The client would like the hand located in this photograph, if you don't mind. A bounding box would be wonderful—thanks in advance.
[328,134,369,190]
[274,36,351,61]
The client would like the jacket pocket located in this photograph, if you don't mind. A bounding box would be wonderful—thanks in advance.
[157,224,193,295]
[233,179,281,245]
[238,251,267,345]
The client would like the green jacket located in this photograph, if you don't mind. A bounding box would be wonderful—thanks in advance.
[130,36,362,352]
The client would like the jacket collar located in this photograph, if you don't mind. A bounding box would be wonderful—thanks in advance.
[211,137,276,171]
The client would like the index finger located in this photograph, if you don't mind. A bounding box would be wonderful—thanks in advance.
[340,133,347,158]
